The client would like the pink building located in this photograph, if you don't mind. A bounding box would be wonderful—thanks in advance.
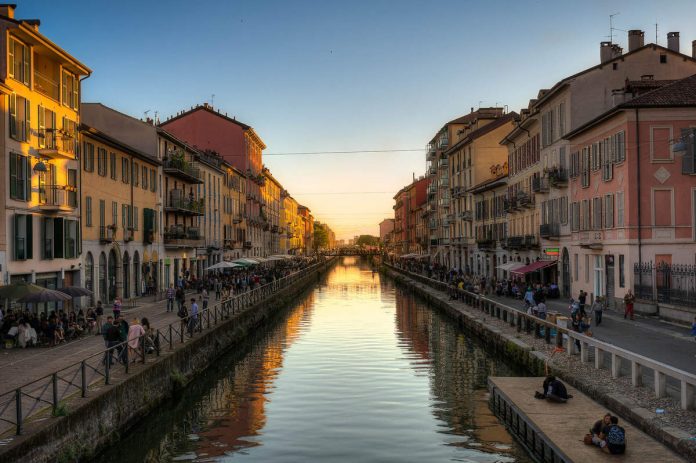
[393,176,430,255]
[565,74,696,321]
[379,218,395,251]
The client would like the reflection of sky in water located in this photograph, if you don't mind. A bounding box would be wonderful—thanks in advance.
[96,257,531,463]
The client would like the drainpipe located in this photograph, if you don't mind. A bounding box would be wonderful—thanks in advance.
[634,108,644,302]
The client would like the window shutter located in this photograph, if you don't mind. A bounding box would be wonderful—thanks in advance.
[9,153,17,198]
[22,45,30,86]
[8,38,15,78]
[72,77,79,110]
[37,105,44,148]
[9,93,16,139]
[682,128,696,174]
[23,156,31,200]
[24,98,30,141]
[26,215,33,259]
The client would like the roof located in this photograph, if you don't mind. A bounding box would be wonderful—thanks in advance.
[80,124,161,166]
[511,260,557,275]
[445,112,518,155]
[429,108,505,143]
[161,103,251,130]
[565,73,696,139]
[467,173,508,194]
[534,43,696,110]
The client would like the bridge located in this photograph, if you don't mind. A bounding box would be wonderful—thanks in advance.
[323,248,380,256]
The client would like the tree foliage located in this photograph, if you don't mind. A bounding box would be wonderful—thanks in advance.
[313,223,329,250]
[356,235,379,247]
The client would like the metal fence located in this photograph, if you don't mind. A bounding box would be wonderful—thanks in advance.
[0,258,332,436]
[633,261,696,307]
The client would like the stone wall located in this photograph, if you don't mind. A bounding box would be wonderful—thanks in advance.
[0,260,335,463]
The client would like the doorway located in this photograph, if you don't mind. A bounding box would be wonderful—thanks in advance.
[562,248,570,298]
[605,254,615,308]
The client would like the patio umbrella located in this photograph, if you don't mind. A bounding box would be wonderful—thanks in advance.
[17,288,72,303]
[0,281,55,300]
[57,286,94,297]
[232,258,260,266]
[206,261,242,271]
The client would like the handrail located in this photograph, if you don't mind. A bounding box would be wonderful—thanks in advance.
[386,263,696,410]
[0,257,335,436]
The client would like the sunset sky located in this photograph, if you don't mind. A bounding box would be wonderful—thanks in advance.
[23,0,696,239]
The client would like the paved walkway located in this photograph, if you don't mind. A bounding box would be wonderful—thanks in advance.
[484,293,696,375]
[0,293,205,393]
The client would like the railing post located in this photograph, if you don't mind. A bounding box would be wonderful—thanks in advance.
[580,341,588,363]
[15,388,22,435]
[681,380,694,410]
[655,371,666,398]
[81,361,87,397]
[631,361,642,386]
[611,353,620,378]
[594,347,603,369]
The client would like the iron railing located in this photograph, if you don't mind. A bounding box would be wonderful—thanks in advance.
[634,261,696,307]
[0,258,333,436]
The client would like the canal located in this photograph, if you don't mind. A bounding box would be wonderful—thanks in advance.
[95,257,532,462]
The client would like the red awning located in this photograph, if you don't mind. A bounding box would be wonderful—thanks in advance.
[510,260,557,275]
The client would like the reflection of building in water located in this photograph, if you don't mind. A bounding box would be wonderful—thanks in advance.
[394,289,520,456]
[142,293,316,461]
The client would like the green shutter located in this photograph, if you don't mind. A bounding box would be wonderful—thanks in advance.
[37,105,44,148]
[9,153,17,198]
[24,98,30,142]
[26,215,33,260]
[13,215,19,260]
[76,220,81,256]
[22,44,30,86]
[9,93,16,139]
[24,156,31,200]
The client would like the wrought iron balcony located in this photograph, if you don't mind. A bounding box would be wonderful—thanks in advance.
[459,210,473,221]
[163,226,204,248]
[540,223,560,239]
[476,237,495,249]
[38,185,78,212]
[438,158,449,169]
[163,158,203,184]
[547,166,569,187]
[505,235,525,249]
[525,235,539,248]
[100,226,116,243]
[165,190,205,215]
[532,177,549,193]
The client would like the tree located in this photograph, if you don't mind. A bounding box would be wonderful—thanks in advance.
[313,223,329,251]
[356,235,379,247]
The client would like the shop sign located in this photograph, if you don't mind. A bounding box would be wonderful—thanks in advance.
[544,247,560,257]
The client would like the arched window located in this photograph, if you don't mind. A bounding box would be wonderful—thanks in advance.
[99,252,107,304]
[133,251,141,297]
[85,252,94,306]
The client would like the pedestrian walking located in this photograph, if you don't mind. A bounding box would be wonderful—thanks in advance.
[188,298,199,336]
[176,286,185,312]
[578,290,587,316]
[103,318,121,367]
[95,301,104,334]
[592,296,605,326]
[127,318,145,363]
[112,297,122,319]
[166,284,175,312]
[202,287,209,311]
[623,290,635,320]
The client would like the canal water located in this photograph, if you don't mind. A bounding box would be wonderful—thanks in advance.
[95,257,531,462]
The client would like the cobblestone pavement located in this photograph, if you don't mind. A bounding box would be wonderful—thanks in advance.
[485,294,696,375]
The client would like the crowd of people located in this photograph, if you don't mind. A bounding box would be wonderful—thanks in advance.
[0,256,324,351]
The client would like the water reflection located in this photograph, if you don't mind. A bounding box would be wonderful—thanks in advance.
[94,257,530,462]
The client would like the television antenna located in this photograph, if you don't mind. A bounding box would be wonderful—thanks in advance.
[609,12,620,43]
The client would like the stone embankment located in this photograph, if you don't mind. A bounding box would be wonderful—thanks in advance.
[0,259,335,463]
[383,265,696,462]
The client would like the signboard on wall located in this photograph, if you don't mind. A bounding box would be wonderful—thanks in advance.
[544,247,560,257]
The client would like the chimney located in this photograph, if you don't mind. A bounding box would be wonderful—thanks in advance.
[600,41,613,63]
[628,30,645,52]
[0,4,16,19]
[612,89,626,106]
[667,32,680,53]
[24,19,39,31]
[692,40,696,59]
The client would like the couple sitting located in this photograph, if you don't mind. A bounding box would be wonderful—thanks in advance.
[534,375,572,403]
[589,413,626,455]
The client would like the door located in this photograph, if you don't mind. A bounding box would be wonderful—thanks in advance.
[605,254,615,308]
[562,248,570,298]
[108,249,118,302]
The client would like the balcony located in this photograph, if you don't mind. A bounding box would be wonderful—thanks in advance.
[438,158,449,169]
[224,238,235,250]
[438,137,449,150]
[165,190,205,215]
[163,226,204,248]
[540,223,560,239]
[38,185,78,212]
[428,219,438,230]
[426,146,437,162]
[547,166,569,188]
[163,158,203,184]
[438,197,450,207]
[525,235,539,248]
[233,215,243,224]
[505,235,525,249]
[34,70,60,101]
[100,226,116,244]
[459,210,473,221]
[517,192,534,208]
[532,177,549,193]
[429,238,438,246]
[123,228,135,243]
[427,184,437,195]
[37,129,78,160]
[504,197,518,212]
[476,237,495,249]
[438,176,449,188]
[243,241,253,249]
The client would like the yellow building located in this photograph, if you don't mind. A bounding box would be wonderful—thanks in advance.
[80,121,160,303]
[0,5,90,308]
[281,194,302,254]
[222,166,247,260]
[195,150,226,275]
[261,168,282,255]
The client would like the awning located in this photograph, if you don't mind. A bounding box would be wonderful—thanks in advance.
[498,262,525,272]
[510,260,557,275]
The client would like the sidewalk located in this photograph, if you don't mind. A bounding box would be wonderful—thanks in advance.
[485,293,696,374]
[0,292,206,392]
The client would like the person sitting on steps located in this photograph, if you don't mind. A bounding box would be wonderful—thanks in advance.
[593,416,626,455]
[534,375,573,402]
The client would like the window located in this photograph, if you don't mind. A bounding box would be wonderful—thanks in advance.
[581,148,590,187]
[558,102,565,137]
[110,152,117,180]
[560,196,568,224]
[64,220,78,259]
[122,204,128,228]
[112,201,117,227]
[99,199,105,227]
[653,189,673,226]
[122,158,129,184]
[591,143,599,171]
[9,152,30,201]
[602,143,613,181]
[585,254,590,283]
[619,254,625,288]
[133,162,139,186]
[97,148,108,176]
[13,214,33,260]
[37,106,56,149]
[67,169,77,207]
[9,93,30,142]
[604,194,614,228]
[617,191,624,227]
[660,54,667,63]
[612,63,618,70]
[41,217,62,259]
[594,255,604,297]
[61,117,78,155]
[150,169,157,192]
[86,196,93,227]
[83,142,95,172]
[592,197,602,230]
[142,166,148,190]
[574,253,579,281]
[615,131,626,163]
[8,37,30,86]
[650,126,673,162]
[62,71,79,110]
[133,207,139,230]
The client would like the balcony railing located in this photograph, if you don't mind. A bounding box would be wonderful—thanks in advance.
[427,184,437,195]
[100,226,116,243]
[438,158,449,169]
[438,198,450,207]
[38,185,78,211]
[165,190,205,215]
[163,158,203,184]
[243,241,253,249]
[37,128,57,150]
[163,226,204,248]
[532,177,549,193]
[428,219,438,230]
[438,177,449,188]
[517,192,534,208]
[540,223,560,239]
[504,197,518,212]
[34,71,60,101]
[547,166,569,187]
[505,235,525,249]
[525,235,539,248]
[476,237,495,249]
[37,129,77,159]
